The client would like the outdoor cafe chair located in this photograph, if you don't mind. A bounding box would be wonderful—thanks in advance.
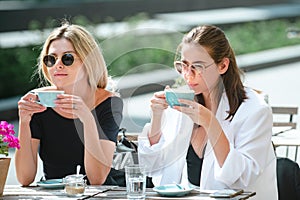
[272,106,299,162]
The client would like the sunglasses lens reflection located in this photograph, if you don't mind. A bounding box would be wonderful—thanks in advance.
[43,55,56,67]
[43,54,75,67]
[62,54,74,66]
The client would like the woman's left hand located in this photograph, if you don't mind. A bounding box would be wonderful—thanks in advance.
[54,94,90,120]
[173,99,211,128]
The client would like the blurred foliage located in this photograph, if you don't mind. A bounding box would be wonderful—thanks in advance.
[123,12,150,25]
[0,45,40,98]
[226,18,300,54]
[100,32,181,77]
[1,17,300,99]
[28,15,94,31]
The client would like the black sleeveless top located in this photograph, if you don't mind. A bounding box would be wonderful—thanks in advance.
[30,96,123,182]
[186,93,205,186]
[186,144,204,186]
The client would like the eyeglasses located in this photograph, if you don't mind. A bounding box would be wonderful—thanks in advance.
[174,61,214,74]
[43,53,78,67]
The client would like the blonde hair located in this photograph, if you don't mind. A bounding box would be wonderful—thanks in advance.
[38,22,108,91]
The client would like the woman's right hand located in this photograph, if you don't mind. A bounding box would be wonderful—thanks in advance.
[18,92,46,123]
[150,89,169,115]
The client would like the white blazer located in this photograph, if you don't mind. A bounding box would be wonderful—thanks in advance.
[138,87,278,200]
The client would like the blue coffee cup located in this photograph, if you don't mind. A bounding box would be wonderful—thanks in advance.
[165,88,194,108]
[35,90,65,107]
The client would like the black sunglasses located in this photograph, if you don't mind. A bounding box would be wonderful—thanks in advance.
[43,53,77,67]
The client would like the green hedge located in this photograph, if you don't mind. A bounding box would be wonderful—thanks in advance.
[226,19,300,54]
[0,45,41,98]
[1,18,300,99]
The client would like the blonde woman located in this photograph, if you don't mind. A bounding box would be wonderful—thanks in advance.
[16,21,123,186]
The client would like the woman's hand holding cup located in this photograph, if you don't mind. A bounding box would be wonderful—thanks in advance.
[150,89,169,116]
[18,92,46,123]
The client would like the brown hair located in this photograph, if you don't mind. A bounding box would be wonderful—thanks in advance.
[178,25,247,120]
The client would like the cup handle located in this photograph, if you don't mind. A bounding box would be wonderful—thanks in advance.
[29,91,41,105]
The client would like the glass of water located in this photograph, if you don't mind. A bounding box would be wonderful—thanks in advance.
[125,164,146,199]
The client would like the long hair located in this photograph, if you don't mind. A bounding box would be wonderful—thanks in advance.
[37,21,108,91]
[178,25,247,120]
